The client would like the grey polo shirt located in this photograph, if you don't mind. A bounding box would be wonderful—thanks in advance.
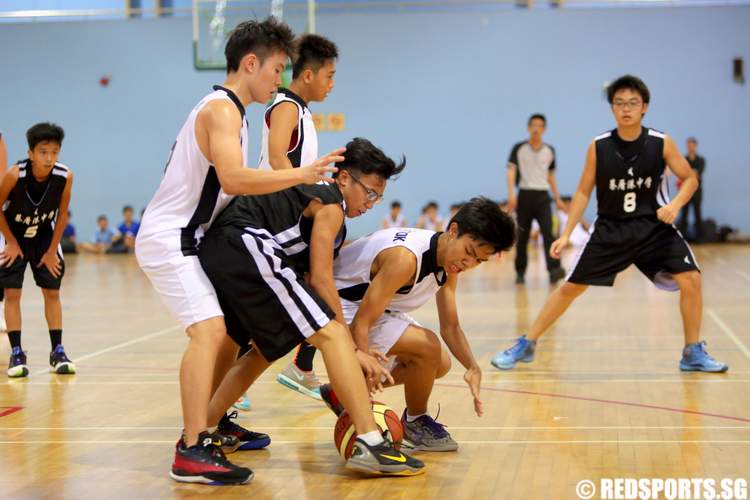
[508,141,556,191]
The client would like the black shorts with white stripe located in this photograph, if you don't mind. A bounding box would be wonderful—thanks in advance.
[198,225,335,362]
[567,215,699,291]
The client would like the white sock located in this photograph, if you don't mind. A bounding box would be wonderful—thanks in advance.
[406,412,427,423]
[207,426,217,433]
[357,430,385,446]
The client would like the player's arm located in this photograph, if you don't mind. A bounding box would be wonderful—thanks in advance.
[308,204,394,387]
[0,134,7,176]
[436,273,482,416]
[506,144,519,211]
[39,172,73,278]
[658,135,698,225]
[551,141,596,258]
[201,101,342,195]
[548,171,565,210]
[350,247,417,351]
[0,166,23,265]
[267,102,299,170]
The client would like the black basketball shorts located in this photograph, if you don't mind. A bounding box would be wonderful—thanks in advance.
[199,225,335,362]
[567,215,699,291]
[0,235,65,290]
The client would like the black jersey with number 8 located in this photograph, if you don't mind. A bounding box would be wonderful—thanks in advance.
[594,127,668,219]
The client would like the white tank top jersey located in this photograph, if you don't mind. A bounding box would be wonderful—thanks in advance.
[258,88,318,170]
[334,228,448,313]
[383,213,405,228]
[138,86,249,255]
[421,216,444,231]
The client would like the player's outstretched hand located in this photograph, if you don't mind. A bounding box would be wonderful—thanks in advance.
[550,235,569,259]
[38,249,62,278]
[299,147,345,185]
[657,203,679,225]
[0,240,24,268]
[464,365,483,417]
[356,349,393,394]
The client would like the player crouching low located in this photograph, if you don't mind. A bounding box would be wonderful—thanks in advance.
[319,197,517,451]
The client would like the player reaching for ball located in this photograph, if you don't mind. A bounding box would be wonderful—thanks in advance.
[318,197,516,451]
[198,137,425,477]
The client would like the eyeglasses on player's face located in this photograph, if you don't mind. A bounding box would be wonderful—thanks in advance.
[348,172,384,203]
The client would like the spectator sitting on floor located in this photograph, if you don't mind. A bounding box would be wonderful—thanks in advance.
[78,215,114,254]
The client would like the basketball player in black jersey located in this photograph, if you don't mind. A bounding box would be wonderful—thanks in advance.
[0,123,75,378]
[198,138,425,476]
[491,75,727,373]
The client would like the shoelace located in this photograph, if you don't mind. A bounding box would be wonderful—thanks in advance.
[418,405,449,439]
[223,410,245,433]
[504,337,528,356]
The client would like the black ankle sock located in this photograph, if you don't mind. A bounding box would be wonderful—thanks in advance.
[294,342,317,371]
[8,330,21,350]
[49,329,62,350]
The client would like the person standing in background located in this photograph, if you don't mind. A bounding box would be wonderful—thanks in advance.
[676,137,705,241]
[0,131,7,330]
[506,114,566,285]
[382,200,406,228]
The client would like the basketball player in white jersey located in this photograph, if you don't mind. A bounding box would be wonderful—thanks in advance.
[135,18,343,485]
[318,198,516,452]
[382,200,406,229]
[256,33,338,400]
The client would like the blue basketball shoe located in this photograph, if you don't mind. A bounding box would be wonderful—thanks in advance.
[679,341,728,373]
[490,335,536,370]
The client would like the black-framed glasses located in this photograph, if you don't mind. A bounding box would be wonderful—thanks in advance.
[612,99,643,109]
[349,172,384,203]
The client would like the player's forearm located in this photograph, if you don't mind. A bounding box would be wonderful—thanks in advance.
[506,168,516,197]
[441,325,479,370]
[269,153,294,171]
[220,167,304,196]
[562,190,590,237]
[671,175,698,209]
[309,274,350,337]
[349,321,372,351]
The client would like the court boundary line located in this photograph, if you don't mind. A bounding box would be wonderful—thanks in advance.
[435,383,750,424]
[707,307,750,361]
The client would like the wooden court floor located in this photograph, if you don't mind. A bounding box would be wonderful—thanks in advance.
[1,244,748,499]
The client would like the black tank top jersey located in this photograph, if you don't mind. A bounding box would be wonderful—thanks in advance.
[594,127,669,219]
[211,182,347,271]
[4,160,69,242]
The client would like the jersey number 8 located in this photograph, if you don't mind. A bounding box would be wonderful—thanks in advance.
[623,192,637,213]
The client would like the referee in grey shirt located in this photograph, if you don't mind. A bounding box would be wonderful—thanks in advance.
[507,114,566,284]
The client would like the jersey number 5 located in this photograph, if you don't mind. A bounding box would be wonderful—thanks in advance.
[24,225,38,238]
[623,192,637,213]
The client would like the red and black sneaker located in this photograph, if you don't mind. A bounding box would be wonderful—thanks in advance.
[319,383,344,417]
[218,411,271,451]
[170,431,253,485]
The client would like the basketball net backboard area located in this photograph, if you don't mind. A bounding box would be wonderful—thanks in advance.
[192,0,315,71]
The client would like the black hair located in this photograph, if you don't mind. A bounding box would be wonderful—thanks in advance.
[26,122,64,150]
[606,74,650,104]
[97,214,107,222]
[225,17,295,74]
[335,137,405,180]
[449,196,517,253]
[425,201,439,210]
[123,205,133,213]
[528,113,546,126]
[450,202,464,211]
[561,195,572,203]
[390,200,402,209]
[687,137,698,144]
[292,33,338,79]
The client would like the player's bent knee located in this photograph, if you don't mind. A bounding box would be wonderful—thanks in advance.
[41,288,60,300]
[186,316,228,346]
[307,320,347,350]
[676,270,701,294]
[436,349,451,379]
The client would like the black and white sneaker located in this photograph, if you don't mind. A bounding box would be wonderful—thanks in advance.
[49,345,76,374]
[346,437,425,476]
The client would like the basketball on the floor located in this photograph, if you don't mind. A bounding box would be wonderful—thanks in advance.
[333,401,403,459]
